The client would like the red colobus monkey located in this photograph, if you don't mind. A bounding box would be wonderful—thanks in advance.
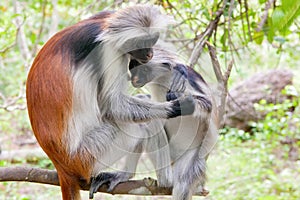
[129,46,219,200]
[26,6,195,200]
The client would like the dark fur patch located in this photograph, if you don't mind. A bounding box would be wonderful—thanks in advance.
[194,95,212,112]
[63,22,102,64]
[54,11,114,66]
[173,64,188,78]
[186,66,207,94]
[129,59,141,70]
[173,64,207,95]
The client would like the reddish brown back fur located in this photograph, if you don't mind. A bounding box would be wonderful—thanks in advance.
[25,12,113,199]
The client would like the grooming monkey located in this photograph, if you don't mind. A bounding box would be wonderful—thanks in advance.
[26,6,195,200]
[129,46,219,200]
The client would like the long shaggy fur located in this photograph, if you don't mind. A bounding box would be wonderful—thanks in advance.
[26,5,178,200]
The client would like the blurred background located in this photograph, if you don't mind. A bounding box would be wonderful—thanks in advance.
[0,0,299,199]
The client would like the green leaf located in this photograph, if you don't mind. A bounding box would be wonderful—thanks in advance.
[253,31,264,44]
[258,0,267,5]
[282,0,295,13]
[274,1,300,33]
[271,8,285,29]
[220,29,229,51]
[266,17,275,43]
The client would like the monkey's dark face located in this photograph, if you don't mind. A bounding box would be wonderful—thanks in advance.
[130,64,153,88]
[122,32,159,63]
[129,48,153,64]
[129,60,171,88]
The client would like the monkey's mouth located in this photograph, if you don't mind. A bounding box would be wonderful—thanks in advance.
[132,82,145,88]
[131,78,145,88]
[137,59,149,64]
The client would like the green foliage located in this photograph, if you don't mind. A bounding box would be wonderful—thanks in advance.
[264,0,300,43]
[214,86,300,199]
[36,159,54,169]
[250,87,299,143]
[0,0,300,199]
[0,160,8,167]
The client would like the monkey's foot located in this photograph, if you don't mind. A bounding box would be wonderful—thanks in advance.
[200,188,209,196]
[195,186,209,196]
[89,172,131,199]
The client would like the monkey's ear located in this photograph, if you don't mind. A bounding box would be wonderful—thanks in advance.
[161,63,172,70]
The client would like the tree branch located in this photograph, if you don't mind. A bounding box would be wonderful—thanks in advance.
[256,0,275,32]
[188,7,225,68]
[31,0,48,57]
[206,41,233,125]
[0,166,207,196]
[13,0,31,61]
[0,83,26,111]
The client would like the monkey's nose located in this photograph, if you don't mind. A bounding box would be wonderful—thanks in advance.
[132,76,139,86]
[132,76,143,88]
[146,52,153,60]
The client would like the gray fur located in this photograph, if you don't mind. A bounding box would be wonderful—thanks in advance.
[67,5,176,158]
[66,6,192,199]
[129,46,219,200]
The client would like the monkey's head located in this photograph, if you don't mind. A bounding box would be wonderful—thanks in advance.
[129,45,182,88]
[129,59,171,88]
[125,32,160,64]
[100,5,172,64]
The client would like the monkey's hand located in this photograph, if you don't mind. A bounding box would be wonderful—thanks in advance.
[166,91,184,101]
[167,94,195,118]
[89,172,132,199]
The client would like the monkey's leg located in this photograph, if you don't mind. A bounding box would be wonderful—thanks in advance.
[88,131,144,198]
[89,150,142,198]
[147,144,173,187]
[145,120,173,187]
[172,150,207,200]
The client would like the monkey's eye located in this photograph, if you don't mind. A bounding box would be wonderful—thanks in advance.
[162,63,172,70]
[142,67,150,73]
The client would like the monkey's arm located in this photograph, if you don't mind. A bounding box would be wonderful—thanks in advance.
[167,64,212,113]
[105,94,195,122]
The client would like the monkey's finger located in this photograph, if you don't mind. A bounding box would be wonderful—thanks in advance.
[89,173,114,199]
[168,95,195,118]
[89,179,109,199]
[107,180,120,192]
[166,91,182,101]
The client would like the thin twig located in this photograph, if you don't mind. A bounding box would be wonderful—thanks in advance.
[224,60,233,84]
[48,0,59,38]
[206,42,223,83]
[32,0,47,56]
[256,0,275,32]
[244,0,252,41]
[0,42,17,54]
[13,0,31,61]
[206,41,233,123]
[188,5,225,68]
[0,83,26,111]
